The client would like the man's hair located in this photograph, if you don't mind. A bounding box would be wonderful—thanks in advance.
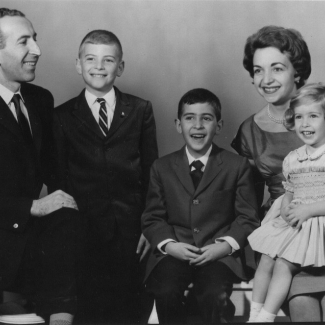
[243,25,311,89]
[0,8,25,49]
[285,83,325,130]
[178,88,222,121]
[78,30,123,59]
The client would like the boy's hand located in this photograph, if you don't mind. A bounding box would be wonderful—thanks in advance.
[136,233,150,261]
[189,242,231,267]
[286,203,311,229]
[165,242,201,261]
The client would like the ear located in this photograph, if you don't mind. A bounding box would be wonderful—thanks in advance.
[117,60,125,77]
[294,73,300,84]
[75,58,82,75]
[215,119,223,135]
[175,118,182,134]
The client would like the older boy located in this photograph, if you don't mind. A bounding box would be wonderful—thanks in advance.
[53,30,158,323]
[142,88,259,324]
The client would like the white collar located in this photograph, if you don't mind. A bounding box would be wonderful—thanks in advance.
[296,143,325,162]
[0,83,24,105]
[185,145,212,167]
[85,87,116,107]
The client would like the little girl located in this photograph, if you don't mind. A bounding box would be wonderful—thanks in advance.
[248,83,325,322]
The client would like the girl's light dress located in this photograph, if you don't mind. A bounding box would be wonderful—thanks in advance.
[248,144,325,267]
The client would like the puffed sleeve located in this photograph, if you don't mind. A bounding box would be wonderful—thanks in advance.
[282,154,294,193]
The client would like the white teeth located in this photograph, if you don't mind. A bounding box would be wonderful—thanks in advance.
[92,74,106,77]
[302,131,313,135]
[24,62,36,66]
[263,87,279,94]
[192,135,205,138]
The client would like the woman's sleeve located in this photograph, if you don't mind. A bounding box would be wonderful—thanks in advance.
[231,124,253,159]
[282,154,294,193]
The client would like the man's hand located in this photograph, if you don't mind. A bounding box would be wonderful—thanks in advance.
[30,190,78,217]
[286,202,311,229]
[136,233,150,261]
[189,242,231,267]
[165,242,201,261]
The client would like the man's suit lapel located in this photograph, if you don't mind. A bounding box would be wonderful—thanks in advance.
[195,144,223,195]
[173,147,195,195]
[105,87,132,140]
[72,90,105,139]
[0,96,26,143]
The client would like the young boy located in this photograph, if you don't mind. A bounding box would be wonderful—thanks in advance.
[142,88,259,324]
[53,30,158,323]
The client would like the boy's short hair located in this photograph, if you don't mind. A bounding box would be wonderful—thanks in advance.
[78,30,123,59]
[243,25,311,89]
[0,8,25,49]
[285,83,325,130]
[178,88,221,120]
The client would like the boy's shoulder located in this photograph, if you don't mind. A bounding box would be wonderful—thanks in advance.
[55,87,151,113]
[154,144,249,170]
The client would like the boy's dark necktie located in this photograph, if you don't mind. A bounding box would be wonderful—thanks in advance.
[190,160,204,189]
[11,94,33,143]
[97,98,109,136]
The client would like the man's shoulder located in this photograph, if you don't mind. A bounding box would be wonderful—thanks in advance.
[55,93,81,113]
[153,148,182,169]
[21,82,53,100]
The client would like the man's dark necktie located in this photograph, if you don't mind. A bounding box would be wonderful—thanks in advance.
[11,94,33,143]
[190,160,204,189]
[97,98,109,136]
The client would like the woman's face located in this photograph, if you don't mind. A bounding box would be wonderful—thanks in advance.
[253,46,298,106]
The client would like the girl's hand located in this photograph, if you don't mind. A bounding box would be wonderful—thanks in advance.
[286,203,311,229]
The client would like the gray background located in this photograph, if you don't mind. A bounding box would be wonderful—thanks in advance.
[2,0,325,156]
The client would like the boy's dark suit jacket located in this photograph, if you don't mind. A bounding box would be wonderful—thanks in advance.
[142,143,259,281]
[53,86,158,243]
[0,83,55,290]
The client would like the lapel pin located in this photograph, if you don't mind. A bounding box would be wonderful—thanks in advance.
[121,112,125,117]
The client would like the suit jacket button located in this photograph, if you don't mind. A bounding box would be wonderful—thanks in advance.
[193,228,200,234]
[192,199,200,205]
[13,223,18,228]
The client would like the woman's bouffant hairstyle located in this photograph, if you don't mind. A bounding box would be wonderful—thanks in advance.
[285,83,325,130]
[243,26,311,89]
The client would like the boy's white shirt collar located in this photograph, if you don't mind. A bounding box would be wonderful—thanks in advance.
[85,87,116,108]
[186,145,212,171]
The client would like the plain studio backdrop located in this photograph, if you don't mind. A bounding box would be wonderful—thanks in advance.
[1,0,325,157]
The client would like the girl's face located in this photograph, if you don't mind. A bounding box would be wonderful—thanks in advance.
[253,47,298,106]
[294,102,325,154]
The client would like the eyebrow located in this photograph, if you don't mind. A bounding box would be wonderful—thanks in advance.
[253,62,287,68]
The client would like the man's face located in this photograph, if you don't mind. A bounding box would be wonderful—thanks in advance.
[0,16,41,92]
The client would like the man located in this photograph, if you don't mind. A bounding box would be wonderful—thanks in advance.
[0,8,80,325]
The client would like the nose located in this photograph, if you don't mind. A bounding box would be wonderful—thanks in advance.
[262,70,274,84]
[301,116,309,127]
[96,60,104,70]
[194,118,203,129]
[30,39,41,56]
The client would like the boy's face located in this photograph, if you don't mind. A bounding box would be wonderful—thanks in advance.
[175,102,223,158]
[76,43,124,97]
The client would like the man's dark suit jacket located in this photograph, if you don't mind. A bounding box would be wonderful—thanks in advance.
[53,86,158,243]
[0,83,55,290]
[142,143,260,281]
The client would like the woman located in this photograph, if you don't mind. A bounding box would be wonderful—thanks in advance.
[232,25,325,322]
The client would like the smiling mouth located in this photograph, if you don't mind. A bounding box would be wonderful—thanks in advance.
[191,134,205,139]
[263,87,280,94]
[23,61,37,67]
[91,74,107,78]
[301,131,314,136]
